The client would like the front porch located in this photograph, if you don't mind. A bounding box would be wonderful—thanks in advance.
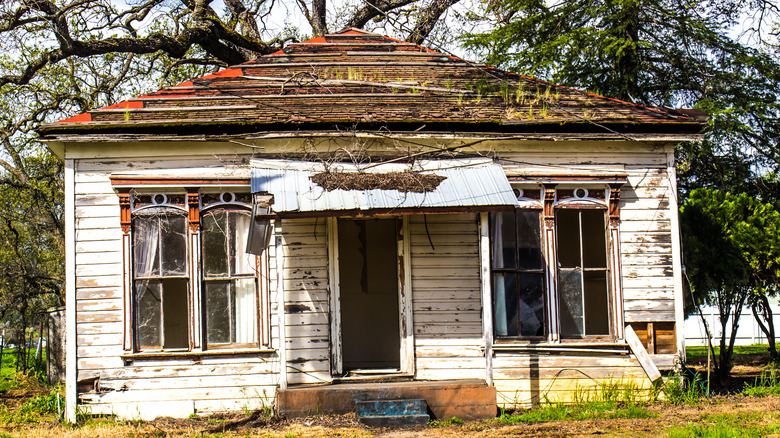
[276,379,497,420]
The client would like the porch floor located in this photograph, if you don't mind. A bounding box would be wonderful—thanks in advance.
[276,379,497,420]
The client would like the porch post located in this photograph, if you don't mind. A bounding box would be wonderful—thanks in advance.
[327,217,343,376]
[64,158,77,423]
[667,152,686,361]
[275,225,287,390]
[479,213,493,386]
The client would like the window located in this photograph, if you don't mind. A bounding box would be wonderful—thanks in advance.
[555,209,609,337]
[124,188,267,353]
[132,206,190,350]
[490,210,545,337]
[489,185,616,341]
[202,209,258,347]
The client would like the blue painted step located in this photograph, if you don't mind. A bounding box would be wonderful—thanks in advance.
[356,399,430,427]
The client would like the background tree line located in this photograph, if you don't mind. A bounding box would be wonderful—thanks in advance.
[1,0,779,381]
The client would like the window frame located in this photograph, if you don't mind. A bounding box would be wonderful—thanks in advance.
[489,183,624,344]
[489,208,547,340]
[199,202,262,350]
[131,200,190,351]
[115,180,271,355]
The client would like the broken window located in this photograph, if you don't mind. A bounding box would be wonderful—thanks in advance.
[490,210,545,337]
[556,209,610,337]
[132,207,189,350]
[202,209,258,347]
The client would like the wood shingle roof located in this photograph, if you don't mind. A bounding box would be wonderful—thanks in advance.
[39,29,706,136]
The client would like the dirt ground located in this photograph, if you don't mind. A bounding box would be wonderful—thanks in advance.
[0,355,776,437]
[1,395,777,438]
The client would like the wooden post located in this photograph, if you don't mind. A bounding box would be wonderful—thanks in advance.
[186,189,201,350]
[276,227,287,390]
[64,159,77,423]
[118,189,133,352]
[542,184,559,342]
[479,213,493,386]
[327,217,343,376]
[608,183,625,339]
[399,215,415,376]
[667,152,686,361]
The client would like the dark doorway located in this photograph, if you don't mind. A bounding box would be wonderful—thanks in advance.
[338,218,400,370]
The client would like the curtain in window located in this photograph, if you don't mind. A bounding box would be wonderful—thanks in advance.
[234,278,257,343]
[491,213,508,336]
[133,214,160,277]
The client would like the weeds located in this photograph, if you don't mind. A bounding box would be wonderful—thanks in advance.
[744,368,780,397]
[498,379,655,424]
[662,372,707,405]
[0,386,62,423]
[429,417,464,427]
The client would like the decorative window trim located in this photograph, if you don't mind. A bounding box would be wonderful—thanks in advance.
[112,177,271,355]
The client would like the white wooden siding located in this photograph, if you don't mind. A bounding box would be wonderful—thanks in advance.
[272,218,331,385]
[73,158,280,418]
[69,145,679,417]
[492,352,652,408]
[409,213,485,380]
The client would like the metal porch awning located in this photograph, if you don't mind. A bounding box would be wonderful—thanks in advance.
[250,158,518,216]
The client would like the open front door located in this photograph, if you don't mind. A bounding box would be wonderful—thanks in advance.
[337,218,401,371]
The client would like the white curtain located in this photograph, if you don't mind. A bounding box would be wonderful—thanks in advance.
[134,215,160,277]
[233,212,257,343]
[491,214,508,336]
[234,278,257,343]
[233,213,254,275]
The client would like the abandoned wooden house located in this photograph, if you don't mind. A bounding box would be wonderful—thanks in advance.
[39,29,706,422]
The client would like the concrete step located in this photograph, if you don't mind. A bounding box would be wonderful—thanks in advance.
[356,398,427,417]
[358,413,430,428]
[277,379,497,420]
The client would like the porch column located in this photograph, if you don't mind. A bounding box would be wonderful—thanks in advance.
[275,223,287,390]
[64,158,77,423]
[479,213,494,386]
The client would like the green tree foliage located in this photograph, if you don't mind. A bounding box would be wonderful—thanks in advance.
[681,188,780,385]
[462,0,780,194]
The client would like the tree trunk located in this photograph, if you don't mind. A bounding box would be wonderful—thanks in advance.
[751,292,778,360]
[312,0,328,36]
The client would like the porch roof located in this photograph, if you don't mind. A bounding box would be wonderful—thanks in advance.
[250,158,517,215]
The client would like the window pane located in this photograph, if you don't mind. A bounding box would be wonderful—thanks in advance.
[135,280,162,349]
[493,273,517,337]
[581,210,607,268]
[558,269,583,336]
[205,281,232,344]
[133,215,160,277]
[162,278,189,348]
[161,213,188,275]
[234,278,258,343]
[583,271,610,335]
[518,273,545,337]
[516,210,543,270]
[556,210,581,268]
[203,211,229,277]
[230,212,254,275]
[491,211,517,269]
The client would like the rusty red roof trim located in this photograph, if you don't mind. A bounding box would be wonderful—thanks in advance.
[57,112,92,123]
[200,67,244,80]
[172,81,194,88]
[103,101,144,110]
